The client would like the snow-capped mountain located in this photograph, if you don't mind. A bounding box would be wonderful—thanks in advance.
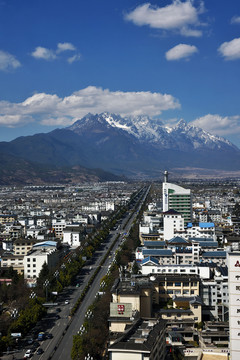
[0,112,239,178]
[68,112,236,151]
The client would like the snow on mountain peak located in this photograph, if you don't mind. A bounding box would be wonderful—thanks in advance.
[68,113,237,152]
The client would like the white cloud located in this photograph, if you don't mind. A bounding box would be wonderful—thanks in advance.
[31,42,79,62]
[0,50,21,71]
[0,86,180,127]
[125,0,204,37]
[231,16,240,24]
[166,43,198,60]
[57,42,76,53]
[67,54,81,64]
[31,46,57,60]
[218,37,240,60]
[0,114,33,127]
[190,114,240,136]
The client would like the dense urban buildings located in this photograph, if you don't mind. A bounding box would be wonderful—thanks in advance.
[1,176,240,359]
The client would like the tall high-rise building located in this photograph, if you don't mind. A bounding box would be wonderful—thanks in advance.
[162,171,192,224]
[228,252,240,360]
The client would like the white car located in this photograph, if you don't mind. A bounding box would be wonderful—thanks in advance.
[65,300,69,304]
[24,349,32,358]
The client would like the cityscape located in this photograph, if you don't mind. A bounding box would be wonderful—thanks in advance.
[1,0,240,359]
[0,175,240,359]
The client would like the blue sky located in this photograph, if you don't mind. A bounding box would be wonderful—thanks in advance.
[1,0,240,146]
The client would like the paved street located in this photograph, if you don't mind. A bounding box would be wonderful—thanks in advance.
[1,186,149,360]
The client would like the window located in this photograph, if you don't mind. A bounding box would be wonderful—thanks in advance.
[175,282,181,287]
[27,258,30,262]
[33,258,36,262]
[27,264,30,268]
[167,282,173,286]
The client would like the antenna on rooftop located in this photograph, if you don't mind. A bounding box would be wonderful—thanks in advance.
[164,170,168,183]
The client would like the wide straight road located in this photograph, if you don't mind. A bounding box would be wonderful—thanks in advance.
[8,185,150,360]
[50,185,150,360]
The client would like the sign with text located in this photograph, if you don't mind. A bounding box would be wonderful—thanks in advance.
[228,253,240,359]
[110,303,132,317]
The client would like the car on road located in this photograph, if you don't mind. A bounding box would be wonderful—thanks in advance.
[36,347,44,355]
[65,300,69,304]
[56,307,61,312]
[24,349,33,358]
[46,333,53,339]
[37,332,45,341]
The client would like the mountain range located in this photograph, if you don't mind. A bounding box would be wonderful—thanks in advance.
[0,112,240,183]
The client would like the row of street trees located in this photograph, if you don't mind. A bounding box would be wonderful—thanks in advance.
[0,197,136,355]
[71,186,151,359]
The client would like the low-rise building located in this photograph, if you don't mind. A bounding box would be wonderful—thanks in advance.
[23,242,60,283]
[108,318,166,360]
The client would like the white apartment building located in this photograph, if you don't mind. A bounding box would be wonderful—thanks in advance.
[63,225,84,248]
[201,267,229,321]
[186,222,216,239]
[24,247,59,282]
[26,225,47,238]
[163,210,184,240]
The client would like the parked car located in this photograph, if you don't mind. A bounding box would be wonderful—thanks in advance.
[65,300,69,304]
[46,333,53,339]
[37,332,45,341]
[24,349,32,358]
[56,307,61,312]
[36,347,44,355]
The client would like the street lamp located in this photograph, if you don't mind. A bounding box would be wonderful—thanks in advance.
[43,279,50,301]
[29,291,36,299]
[84,354,93,360]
